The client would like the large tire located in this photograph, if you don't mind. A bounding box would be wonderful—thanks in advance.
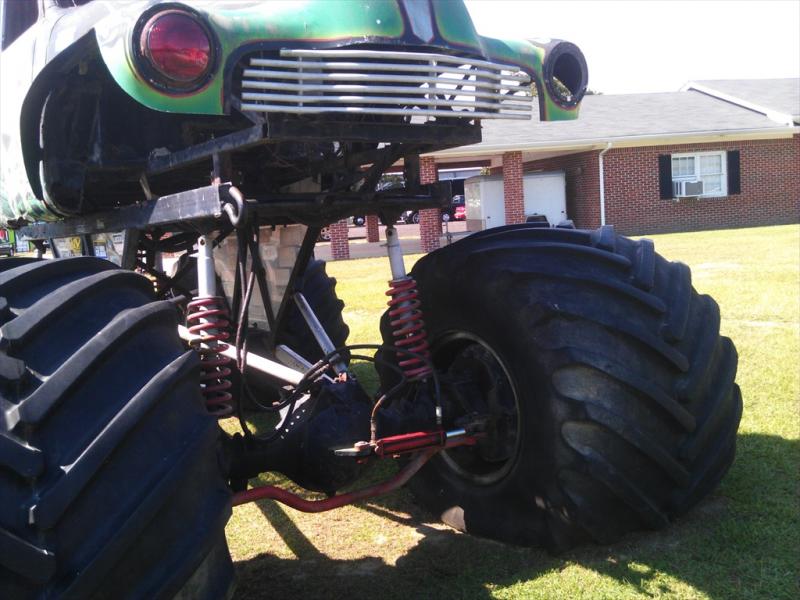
[0,257,233,598]
[381,224,741,550]
[277,259,349,363]
[0,257,39,273]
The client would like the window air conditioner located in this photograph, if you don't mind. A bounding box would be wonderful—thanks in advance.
[672,180,704,197]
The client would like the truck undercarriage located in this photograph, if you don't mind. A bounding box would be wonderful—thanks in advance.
[0,2,742,598]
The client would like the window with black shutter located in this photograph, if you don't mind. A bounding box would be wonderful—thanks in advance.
[727,151,741,195]
[660,150,734,198]
[658,155,673,199]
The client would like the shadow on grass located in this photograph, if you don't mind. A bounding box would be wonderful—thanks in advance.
[232,433,798,600]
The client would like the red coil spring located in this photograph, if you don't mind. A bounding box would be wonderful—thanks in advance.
[386,277,433,380]
[186,296,234,418]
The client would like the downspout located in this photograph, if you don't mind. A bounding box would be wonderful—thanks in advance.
[598,142,612,226]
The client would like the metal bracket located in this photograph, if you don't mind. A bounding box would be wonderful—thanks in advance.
[16,181,448,242]
[293,292,348,375]
[18,184,226,240]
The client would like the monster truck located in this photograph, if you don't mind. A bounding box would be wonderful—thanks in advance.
[0,1,741,598]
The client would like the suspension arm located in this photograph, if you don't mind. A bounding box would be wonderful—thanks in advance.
[232,448,437,510]
[178,324,305,385]
[231,430,478,511]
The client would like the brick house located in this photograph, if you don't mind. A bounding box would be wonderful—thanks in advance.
[425,78,799,236]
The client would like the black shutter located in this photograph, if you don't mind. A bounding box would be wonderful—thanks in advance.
[658,154,673,199]
[727,150,741,195]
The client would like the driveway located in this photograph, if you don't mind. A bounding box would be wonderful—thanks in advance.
[344,220,468,240]
[316,221,469,260]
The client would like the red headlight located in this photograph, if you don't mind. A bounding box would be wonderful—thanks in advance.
[141,11,211,85]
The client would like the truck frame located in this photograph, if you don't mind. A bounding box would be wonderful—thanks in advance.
[0,2,741,598]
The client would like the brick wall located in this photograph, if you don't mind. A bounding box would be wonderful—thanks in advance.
[329,219,350,260]
[366,214,380,242]
[419,156,441,252]
[523,135,799,234]
[215,225,305,328]
[502,151,525,224]
[524,150,601,228]
[603,135,800,234]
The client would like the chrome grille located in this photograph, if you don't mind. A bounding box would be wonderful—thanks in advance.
[237,48,533,120]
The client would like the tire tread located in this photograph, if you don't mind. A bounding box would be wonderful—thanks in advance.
[390,224,741,550]
[0,258,232,598]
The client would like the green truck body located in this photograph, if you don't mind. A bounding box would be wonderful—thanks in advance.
[0,0,587,228]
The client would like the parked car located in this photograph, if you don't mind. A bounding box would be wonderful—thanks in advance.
[0,229,14,256]
[402,209,421,224]
[448,195,465,222]
[402,195,465,225]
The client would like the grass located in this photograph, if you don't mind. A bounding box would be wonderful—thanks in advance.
[225,224,799,599]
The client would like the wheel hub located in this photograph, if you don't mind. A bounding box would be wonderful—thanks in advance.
[435,335,521,485]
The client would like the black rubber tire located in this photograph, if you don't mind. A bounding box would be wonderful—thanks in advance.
[0,257,233,598]
[277,259,349,363]
[380,224,741,550]
[411,212,420,225]
[0,257,40,273]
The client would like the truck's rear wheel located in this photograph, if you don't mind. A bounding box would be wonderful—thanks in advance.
[0,257,233,598]
[382,225,741,550]
[277,259,349,363]
[241,259,349,407]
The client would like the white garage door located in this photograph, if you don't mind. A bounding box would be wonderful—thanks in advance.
[523,171,567,226]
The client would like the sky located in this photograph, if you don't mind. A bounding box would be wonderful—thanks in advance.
[464,0,800,95]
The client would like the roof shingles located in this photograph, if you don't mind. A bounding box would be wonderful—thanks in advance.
[434,87,795,157]
[689,78,800,121]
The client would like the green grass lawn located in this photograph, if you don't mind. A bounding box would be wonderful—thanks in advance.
[226,224,799,600]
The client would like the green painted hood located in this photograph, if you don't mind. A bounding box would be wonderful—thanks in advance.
[0,0,587,229]
[94,0,585,121]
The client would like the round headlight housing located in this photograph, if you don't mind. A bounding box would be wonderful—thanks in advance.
[138,9,214,90]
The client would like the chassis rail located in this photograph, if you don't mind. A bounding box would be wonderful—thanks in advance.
[17,182,450,241]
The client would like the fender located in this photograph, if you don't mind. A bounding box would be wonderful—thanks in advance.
[2,0,587,227]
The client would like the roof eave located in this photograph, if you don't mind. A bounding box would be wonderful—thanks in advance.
[425,125,797,159]
[683,81,797,126]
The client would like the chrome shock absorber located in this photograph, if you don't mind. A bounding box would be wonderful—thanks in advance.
[384,225,432,381]
[187,235,234,417]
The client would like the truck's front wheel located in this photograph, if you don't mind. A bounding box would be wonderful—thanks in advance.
[384,225,741,550]
[0,258,233,598]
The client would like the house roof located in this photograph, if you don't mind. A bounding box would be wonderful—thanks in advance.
[685,79,800,124]
[430,86,797,159]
